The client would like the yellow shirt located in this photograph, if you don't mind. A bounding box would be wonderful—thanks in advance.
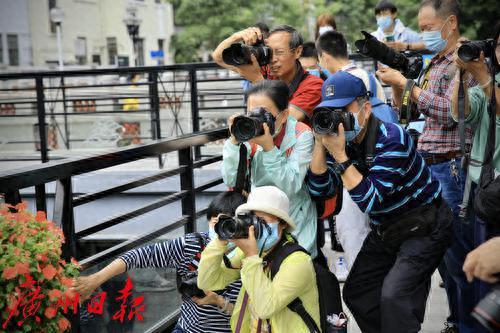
[197,238,321,333]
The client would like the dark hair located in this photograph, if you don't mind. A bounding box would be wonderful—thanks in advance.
[206,191,247,220]
[269,24,303,50]
[374,0,398,15]
[315,13,337,40]
[301,42,318,59]
[254,22,270,39]
[420,0,461,26]
[316,31,348,59]
[246,80,290,111]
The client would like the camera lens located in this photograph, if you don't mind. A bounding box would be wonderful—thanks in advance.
[312,108,339,135]
[232,116,260,142]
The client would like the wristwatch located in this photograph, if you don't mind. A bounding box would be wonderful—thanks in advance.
[333,159,352,175]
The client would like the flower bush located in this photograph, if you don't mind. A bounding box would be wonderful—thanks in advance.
[0,203,80,333]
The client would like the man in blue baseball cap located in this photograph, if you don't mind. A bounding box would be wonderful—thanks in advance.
[306,71,453,332]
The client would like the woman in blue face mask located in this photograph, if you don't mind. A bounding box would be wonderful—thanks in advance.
[198,186,321,333]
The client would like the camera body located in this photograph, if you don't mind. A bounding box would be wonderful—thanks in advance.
[458,39,495,62]
[354,31,423,79]
[214,212,267,240]
[231,107,276,142]
[222,40,272,67]
[311,107,355,135]
[471,284,500,331]
[178,275,205,298]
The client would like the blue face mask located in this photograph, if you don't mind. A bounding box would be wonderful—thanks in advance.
[256,222,281,253]
[422,17,450,53]
[376,16,392,31]
[344,106,364,142]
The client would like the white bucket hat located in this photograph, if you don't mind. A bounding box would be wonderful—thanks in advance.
[235,186,296,230]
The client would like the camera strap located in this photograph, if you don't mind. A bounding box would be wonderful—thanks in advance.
[457,69,467,155]
[288,61,309,98]
[234,144,248,193]
[364,115,382,167]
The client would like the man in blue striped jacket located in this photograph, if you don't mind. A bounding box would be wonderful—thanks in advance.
[306,71,453,333]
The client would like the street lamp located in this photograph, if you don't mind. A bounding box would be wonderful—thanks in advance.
[123,5,141,67]
[49,7,64,70]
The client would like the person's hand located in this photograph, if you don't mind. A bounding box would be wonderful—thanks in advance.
[463,237,500,283]
[235,54,264,83]
[234,27,262,46]
[71,274,101,301]
[231,225,259,257]
[454,38,489,81]
[192,290,221,306]
[228,113,241,145]
[321,124,348,162]
[376,65,406,91]
[385,41,407,52]
[313,131,326,149]
[249,123,274,152]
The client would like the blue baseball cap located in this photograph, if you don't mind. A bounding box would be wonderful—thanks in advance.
[316,71,368,109]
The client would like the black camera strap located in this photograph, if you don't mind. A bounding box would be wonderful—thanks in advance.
[288,61,309,98]
[457,69,467,155]
[234,143,249,194]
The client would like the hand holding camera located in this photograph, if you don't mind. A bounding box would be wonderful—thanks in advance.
[230,107,276,151]
[454,38,490,87]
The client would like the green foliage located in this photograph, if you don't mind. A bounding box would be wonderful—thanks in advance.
[169,0,499,63]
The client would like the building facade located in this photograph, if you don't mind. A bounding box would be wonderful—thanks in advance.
[0,0,174,69]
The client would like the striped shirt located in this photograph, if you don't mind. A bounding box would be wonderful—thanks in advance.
[415,49,475,154]
[118,233,241,333]
[307,122,442,224]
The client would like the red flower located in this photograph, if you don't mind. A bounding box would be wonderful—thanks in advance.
[35,211,46,222]
[58,317,70,331]
[2,266,18,280]
[60,277,73,288]
[14,262,30,275]
[17,234,26,245]
[48,289,63,301]
[45,306,57,319]
[42,264,57,280]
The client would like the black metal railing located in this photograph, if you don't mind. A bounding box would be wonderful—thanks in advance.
[0,128,228,333]
[0,55,381,164]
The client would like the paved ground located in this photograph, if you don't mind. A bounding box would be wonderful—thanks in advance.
[322,237,449,333]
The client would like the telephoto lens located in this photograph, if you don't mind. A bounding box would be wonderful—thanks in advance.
[231,107,276,142]
[214,213,266,240]
[222,41,272,67]
[472,285,500,332]
[311,107,355,135]
[457,39,494,62]
[178,277,205,298]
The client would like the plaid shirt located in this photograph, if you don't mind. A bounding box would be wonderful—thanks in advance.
[415,49,476,154]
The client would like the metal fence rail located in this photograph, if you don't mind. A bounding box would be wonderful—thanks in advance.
[0,128,227,333]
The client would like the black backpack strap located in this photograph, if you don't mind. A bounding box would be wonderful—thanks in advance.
[265,240,320,333]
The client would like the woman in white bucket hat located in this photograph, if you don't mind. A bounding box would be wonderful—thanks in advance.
[198,186,320,333]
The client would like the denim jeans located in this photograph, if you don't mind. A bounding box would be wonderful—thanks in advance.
[427,157,476,332]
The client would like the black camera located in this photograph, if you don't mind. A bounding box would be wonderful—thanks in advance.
[311,107,355,135]
[222,40,272,67]
[178,276,205,298]
[472,284,500,332]
[354,31,423,79]
[231,107,276,142]
[214,212,267,240]
[458,39,495,62]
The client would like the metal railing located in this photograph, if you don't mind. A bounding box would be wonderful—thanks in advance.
[0,128,228,333]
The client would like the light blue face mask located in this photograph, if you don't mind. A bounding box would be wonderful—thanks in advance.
[344,106,365,142]
[376,16,392,31]
[256,222,281,253]
[422,17,450,53]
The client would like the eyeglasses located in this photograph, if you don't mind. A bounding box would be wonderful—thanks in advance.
[273,48,296,57]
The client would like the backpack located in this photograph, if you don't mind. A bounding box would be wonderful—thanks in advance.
[368,73,399,124]
[266,237,343,333]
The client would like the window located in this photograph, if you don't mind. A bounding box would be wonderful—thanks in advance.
[135,38,144,66]
[107,37,117,65]
[7,34,19,66]
[157,39,164,65]
[48,0,57,33]
[92,54,101,65]
[75,37,87,65]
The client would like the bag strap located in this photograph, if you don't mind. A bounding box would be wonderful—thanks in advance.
[265,240,320,333]
[457,69,467,155]
[364,116,382,166]
[289,61,309,97]
[234,144,248,193]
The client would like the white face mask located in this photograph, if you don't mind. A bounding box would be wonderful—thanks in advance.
[318,26,334,36]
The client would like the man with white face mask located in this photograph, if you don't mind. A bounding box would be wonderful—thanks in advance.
[307,71,452,332]
[371,0,425,52]
[377,1,478,332]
